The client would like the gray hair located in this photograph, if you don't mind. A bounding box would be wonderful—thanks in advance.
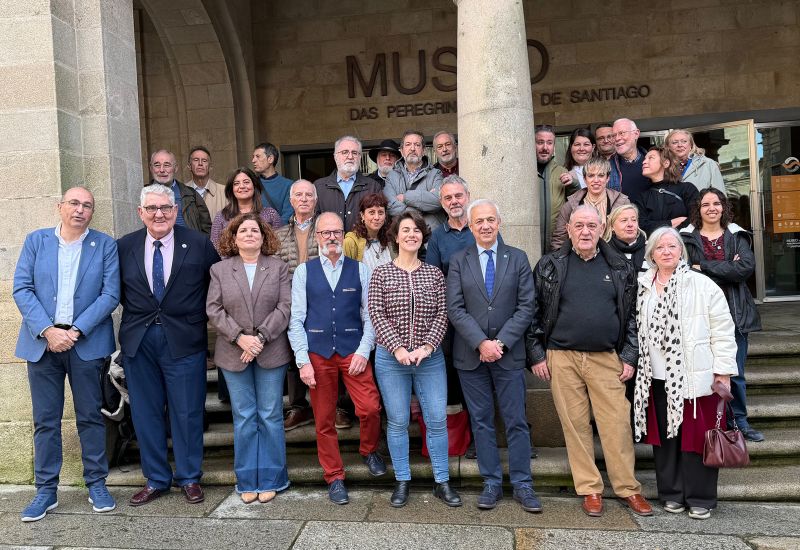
[603,203,644,241]
[290,178,317,199]
[466,199,500,223]
[149,149,176,166]
[433,130,456,144]
[441,174,469,193]
[644,226,689,265]
[569,203,603,224]
[612,118,638,132]
[334,135,362,154]
[140,183,175,206]
[582,157,612,179]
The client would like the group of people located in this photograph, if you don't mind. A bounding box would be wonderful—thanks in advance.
[13,121,761,524]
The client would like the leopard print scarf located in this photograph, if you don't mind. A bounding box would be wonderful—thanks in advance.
[634,262,689,441]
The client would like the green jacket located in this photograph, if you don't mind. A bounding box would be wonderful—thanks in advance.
[538,158,575,253]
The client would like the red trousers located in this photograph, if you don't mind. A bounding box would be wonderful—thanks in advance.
[308,352,381,483]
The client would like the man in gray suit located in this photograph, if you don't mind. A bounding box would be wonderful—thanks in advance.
[446,199,541,513]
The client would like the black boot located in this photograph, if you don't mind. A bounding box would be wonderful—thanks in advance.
[433,482,462,507]
[390,481,410,508]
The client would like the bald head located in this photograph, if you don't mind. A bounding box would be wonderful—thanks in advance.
[58,186,95,233]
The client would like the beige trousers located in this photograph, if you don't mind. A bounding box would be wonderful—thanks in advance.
[549,349,641,497]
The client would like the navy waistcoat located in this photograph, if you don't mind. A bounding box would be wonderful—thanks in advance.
[304,257,363,359]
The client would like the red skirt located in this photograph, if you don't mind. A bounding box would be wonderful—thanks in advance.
[642,388,724,455]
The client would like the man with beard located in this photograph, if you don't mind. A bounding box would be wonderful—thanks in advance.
[288,212,385,505]
[536,125,576,254]
[367,139,400,188]
[384,130,446,229]
[433,131,459,177]
[594,124,616,161]
[252,142,294,224]
[608,118,650,203]
[314,135,382,233]
[148,149,211,234]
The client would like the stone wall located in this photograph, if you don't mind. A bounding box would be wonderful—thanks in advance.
[251,0,800,151]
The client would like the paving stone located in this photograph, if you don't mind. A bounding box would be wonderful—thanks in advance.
[0,513,300,550]
[367,492,638,530]
[746,537,800,550]
[633,501,800,537]
[0,545,53,550]
[210,487,372,521]
[515,528,752,549]
[0,485,231,518]
[292,520,514,550]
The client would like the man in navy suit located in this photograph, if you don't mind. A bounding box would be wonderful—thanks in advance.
[117,183,220,506]
[446,199,541,513]
[13,186,120,521]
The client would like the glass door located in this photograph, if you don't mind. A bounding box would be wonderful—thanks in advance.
[754,122,800,300]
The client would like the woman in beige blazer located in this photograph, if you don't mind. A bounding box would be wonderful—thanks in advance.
[206,212,291,504]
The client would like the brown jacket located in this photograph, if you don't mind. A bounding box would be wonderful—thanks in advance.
[206,254,292,371]
[550,187,630,251]
[274,216,319,275]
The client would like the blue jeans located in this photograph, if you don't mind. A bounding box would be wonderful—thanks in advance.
[730,330,751,428]
[27,350,108,494]
[374,346,449,483]
[222,362,290,493]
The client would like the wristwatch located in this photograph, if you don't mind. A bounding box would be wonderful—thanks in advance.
[495,339,507,351]
[256,332,266,344]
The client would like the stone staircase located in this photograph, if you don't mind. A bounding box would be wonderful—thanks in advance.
[107,306,800,501]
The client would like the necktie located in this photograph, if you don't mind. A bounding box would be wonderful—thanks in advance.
[484,249,495,298]
[153,240,165,302]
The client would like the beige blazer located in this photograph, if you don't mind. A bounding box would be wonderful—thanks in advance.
[206,254,292,371]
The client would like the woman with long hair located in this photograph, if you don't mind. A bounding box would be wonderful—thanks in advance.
[559,128,597,189]
[665,129,726,192]
[343,193,394,269]
[636,147,699,235]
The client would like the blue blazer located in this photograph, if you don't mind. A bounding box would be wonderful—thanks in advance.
[13,228,120,362]
[117,225,220,359]
[446,242,535,371]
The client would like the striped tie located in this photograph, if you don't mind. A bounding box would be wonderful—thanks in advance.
[484,249,495,298]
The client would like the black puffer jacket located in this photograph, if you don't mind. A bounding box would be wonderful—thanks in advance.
[635,180,699,235]
[525,239,639,366]
[681,223,762,334]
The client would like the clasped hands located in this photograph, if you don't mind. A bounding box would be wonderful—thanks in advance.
[393,345,432,366]
[479,339,504,363]
[43,327,80,353]
[237,334,263,363]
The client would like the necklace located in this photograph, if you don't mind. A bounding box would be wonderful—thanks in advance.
[394,258,420,272]
[368,240,382,259]
[655,271,672,286]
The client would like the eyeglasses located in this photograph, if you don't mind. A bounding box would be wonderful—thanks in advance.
[596,135,614,142]
[336,150,361,158]
[316,229,344,239]
[142,205,176,215]
[62,200,94,211]
[151,162,174,170]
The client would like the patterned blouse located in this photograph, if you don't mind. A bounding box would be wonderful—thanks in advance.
[368,261,448,353]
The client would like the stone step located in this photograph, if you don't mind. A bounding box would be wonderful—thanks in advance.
[747,393,800,420]
[105,450,800,502]
[744,363,800,386]
[748,331,800,356]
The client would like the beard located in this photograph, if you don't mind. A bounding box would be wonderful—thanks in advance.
[378,165,393,178]
[320,241,343,257]
[404,153,421,165]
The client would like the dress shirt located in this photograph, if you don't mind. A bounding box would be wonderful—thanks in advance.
[53,223,89,325]
[477,240,499,282]
[144,229,175,293]
[337,173,356,198]
[288,254,375,366]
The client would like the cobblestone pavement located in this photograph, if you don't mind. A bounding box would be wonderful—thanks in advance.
[1,485,798,549]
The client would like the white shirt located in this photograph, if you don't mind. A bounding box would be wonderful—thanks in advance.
[53,223,89,325]
[144,229,175,294]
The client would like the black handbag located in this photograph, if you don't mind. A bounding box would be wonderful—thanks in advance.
[703,380,750,468]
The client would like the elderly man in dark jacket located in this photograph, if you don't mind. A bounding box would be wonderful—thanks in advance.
[526,204,652,519]
[314,135,382,233]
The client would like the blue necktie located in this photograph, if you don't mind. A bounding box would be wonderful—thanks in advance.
[484,249,495,298]
[153,240,165,302]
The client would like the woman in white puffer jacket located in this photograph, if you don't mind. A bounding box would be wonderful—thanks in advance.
[633,226,737,521]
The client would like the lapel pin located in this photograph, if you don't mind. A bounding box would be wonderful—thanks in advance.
[181,243,187,248]
[260,267,266,271]
[90,241,96,247]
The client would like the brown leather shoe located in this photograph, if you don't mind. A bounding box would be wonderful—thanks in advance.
[284,408,313,431]
[582,494,603,517]
[129,485,167,507]
[622,494,653,516]
[181,483,205,504]
[335,408,352,429]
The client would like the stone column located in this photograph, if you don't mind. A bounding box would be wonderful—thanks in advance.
[0,0,142,483]
[454,0,539,260]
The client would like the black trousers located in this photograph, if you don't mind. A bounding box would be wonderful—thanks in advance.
[286,366,310,410]
[651,379,719,509]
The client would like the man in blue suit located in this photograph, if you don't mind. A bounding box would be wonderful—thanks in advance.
[13,186,120,522]
[117,183,220,506]
[446,199,541,513]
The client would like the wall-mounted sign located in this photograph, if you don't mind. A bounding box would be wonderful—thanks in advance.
[772,174,800,234]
